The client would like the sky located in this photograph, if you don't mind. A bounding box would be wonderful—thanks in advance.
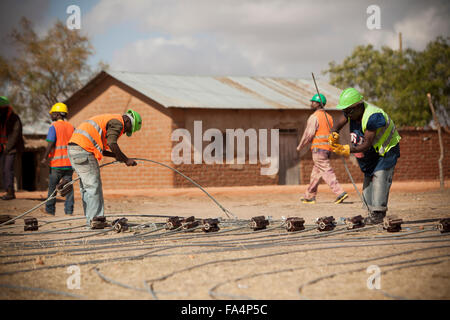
[0,0,449,80]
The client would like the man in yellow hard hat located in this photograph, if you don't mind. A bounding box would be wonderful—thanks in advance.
[41,102,75,215]
[0,96,24,200]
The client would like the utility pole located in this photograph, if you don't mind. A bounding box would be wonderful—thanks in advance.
[427,93,444,190]
[399,32,402,54]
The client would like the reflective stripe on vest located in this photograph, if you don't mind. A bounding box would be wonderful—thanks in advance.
[69,114,124,161]
[311,110,333,151]
[361,103,401,156]
[49,120,74,168]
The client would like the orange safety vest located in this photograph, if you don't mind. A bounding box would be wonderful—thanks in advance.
[69,114,124,161]
[0,107,12,148]
[310,109,333,151]
[48,120,74,168]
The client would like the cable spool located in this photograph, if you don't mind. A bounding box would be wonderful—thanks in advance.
[181,216,199,231]
[344,215,365,230]
[316,216,336,231]
[0,215,14,225]
[24,217,38,231]
[165,216,182,230]
[383,216,403,232]
[437,218,450,233]
[202,219,220,233]
[249,216,269,231]
[112,218,129,233]
[90,216,107,229]
[285,217,305,232]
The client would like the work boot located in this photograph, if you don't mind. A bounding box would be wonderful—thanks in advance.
[364,211,386,225]
[334,192,348,204]
[300,197,316,204]
[1,188,15,200]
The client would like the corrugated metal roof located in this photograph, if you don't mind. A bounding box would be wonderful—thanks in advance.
[73,71,343,110]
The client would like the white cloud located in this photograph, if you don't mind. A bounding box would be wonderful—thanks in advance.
[86,0,449,77]
[363,7,449,50]
[112,35,255,76]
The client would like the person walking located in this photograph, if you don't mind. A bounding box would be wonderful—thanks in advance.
[0,96,24,200]
[67,109,142,227]
[329,88,401,224]
[296,94,348,204]
[41,102,75,215]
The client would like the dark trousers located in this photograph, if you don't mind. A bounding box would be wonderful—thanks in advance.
[0,152,15,190]
[45,168,74,215]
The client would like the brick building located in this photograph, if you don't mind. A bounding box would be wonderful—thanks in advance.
[63,70,449,190]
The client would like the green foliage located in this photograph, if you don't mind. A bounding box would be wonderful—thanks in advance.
[324,36,450,127]
[0,17,105,122]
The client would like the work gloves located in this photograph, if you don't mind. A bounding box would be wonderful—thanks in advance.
[328,132,339,146]
[331,144,350,157]
[328,132,350,157]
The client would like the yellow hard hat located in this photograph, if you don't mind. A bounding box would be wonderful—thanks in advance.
[50,102,68,114]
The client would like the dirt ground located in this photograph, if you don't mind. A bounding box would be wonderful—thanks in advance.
[0,180,449,300]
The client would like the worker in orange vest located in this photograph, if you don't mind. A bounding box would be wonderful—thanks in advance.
[296,94,348,204]
[0,96,24,200]
[41,102,75,215]
[67,110,142,227]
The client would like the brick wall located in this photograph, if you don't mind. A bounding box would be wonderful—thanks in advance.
[394,128,450,181]
[171,108,345,187]
[66,77,450,189]
[68,77,174,189]
[300,128,450,184]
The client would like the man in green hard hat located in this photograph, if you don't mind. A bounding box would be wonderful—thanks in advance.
[329,88,401,224]
[0,96,24,200]
[296,93,348,204]
[68,109,142,227]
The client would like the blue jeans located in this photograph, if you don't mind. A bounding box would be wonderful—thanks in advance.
[363,166,395,214]
[45,168,74,215]
[68,145,104,226]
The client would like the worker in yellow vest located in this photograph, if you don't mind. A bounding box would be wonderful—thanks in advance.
[329,88,401,224]
[297,94,348,204]
[41,102,75,215]
[68,110,142,227]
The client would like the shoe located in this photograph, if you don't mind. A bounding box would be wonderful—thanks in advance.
[1,188,15,200]
[334,192,348,204]
[301,197,316,204]
[364,212,385,225]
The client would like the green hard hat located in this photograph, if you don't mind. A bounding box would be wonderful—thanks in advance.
[336,88,364,110]
[310,93,327,106]
[126,109,142,137]
[0,96,10,107]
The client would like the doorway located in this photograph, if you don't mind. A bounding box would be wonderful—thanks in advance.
[278,129,300,185]
[21,151,36,191]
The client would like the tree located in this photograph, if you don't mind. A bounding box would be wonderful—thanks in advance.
[0,17,103,122]
[324,36,450,127]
